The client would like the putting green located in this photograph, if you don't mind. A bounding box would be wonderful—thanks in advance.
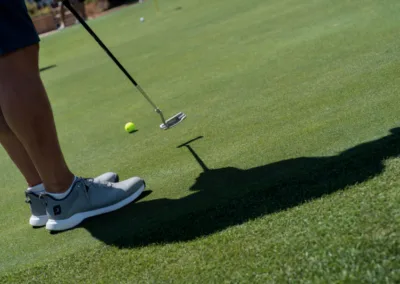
[0,0,399,282]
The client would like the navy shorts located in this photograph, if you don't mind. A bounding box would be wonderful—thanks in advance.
[0,0,40,56]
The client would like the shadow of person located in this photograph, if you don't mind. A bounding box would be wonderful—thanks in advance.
[83,128,400,248]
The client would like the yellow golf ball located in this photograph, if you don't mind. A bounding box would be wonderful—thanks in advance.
[124,122,136,133]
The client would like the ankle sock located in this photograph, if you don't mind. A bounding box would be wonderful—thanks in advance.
[27,183,45,192]
[46,176,77,200]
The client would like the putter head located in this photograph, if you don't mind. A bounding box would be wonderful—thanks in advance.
[160,112,186,130]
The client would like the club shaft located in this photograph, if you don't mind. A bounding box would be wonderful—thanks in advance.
[136,85,162,113]
[62,0,160,111]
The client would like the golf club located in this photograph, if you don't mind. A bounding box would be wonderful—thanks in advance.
[62,0,186,130]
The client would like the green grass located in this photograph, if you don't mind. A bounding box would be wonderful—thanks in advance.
[1,0,400,282]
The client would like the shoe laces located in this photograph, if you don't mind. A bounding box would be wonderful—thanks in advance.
[25,191,43,205]
[25,194,32,204]
[79,177,114,200]
[80,177,113,190]
[38,192,48,206]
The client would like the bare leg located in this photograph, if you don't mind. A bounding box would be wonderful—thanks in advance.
[60,2,66,27]
[0,111,42,187]
[76,1,87,20]
[0,44,74,193]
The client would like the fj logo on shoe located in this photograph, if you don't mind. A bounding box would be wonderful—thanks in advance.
[53,205,62,216]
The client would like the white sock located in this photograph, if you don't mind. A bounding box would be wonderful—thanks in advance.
[27,183,45,192]
[46,176,77,200]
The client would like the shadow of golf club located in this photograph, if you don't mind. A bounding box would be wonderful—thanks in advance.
[39,65,57,73]
[83,128,400,248]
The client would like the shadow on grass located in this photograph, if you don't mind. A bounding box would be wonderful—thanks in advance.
[83,127,400,248]
[40,65,57,73]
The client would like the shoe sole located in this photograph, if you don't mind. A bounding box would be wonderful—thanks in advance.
[30,215,48,227]
[46,183,145,232]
